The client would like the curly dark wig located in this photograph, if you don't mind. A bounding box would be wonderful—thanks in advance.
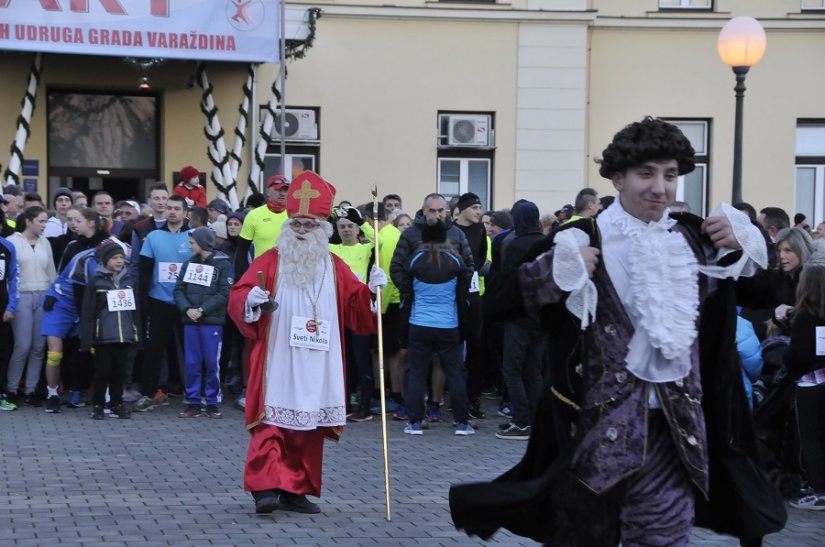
[596,117,695,179]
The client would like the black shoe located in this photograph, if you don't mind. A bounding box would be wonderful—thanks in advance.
[468,401,486,420]
[278,492,320,514]
[44,395,61,413]
[23,392,43,407]
[91,405,105,420]
[252,490,280,514]
[347,406,373,423]
[109,404,131,419]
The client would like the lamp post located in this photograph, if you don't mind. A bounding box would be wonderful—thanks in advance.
[717,16,767,204]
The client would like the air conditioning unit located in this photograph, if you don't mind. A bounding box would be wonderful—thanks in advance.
[272,109,318,140]
[447,114,490,147]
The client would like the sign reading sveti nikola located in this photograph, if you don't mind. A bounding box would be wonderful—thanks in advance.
[0,0,281,63]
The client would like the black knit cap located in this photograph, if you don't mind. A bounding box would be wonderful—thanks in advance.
[53,187,74,207]
[490,211,513,230]
[457,192,481,212]
[95,239,125,265]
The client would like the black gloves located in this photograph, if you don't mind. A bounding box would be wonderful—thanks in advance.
[344,206,364,226]
[43,295,57,312]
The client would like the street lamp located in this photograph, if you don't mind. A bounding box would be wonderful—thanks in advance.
[717,16,767,204]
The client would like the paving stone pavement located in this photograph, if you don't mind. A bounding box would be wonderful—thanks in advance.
[1,398,823,546]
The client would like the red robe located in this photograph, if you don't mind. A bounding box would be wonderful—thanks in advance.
[228,249,376,495]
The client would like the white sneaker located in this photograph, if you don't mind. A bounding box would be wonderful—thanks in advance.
[122,388,142,402]
[790,494,825,511]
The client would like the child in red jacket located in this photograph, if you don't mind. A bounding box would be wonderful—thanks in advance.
[174,165,207,208]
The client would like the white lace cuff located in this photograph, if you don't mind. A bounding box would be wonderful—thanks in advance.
[244,301,262,323]
[698,202,768,280]
[552,228,598,330]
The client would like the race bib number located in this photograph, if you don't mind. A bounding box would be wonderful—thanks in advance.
[290,316,331,351]
[469,271,480,294]
[0,259,5,281]
[107,289,136,312]
[816,327,825,356]
[183,263,215,287]
[158,262,182,283]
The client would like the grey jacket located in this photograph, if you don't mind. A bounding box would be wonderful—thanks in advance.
[80,266,140,350]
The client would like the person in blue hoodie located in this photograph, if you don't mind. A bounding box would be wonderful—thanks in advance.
[736,307,763,410]
[395,214,475,436]
[0,229,20,410]
[173,227,233,419]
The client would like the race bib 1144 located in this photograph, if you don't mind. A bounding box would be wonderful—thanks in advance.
[183,263,215,287]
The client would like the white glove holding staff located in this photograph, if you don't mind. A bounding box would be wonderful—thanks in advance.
[247,286,270,307]
[368,266,388,294]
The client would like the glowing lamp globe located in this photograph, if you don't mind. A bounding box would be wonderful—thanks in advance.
[717,16,767,68]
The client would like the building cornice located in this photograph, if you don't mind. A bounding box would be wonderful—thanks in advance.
[593,15,825,31]
[288,2,596,23]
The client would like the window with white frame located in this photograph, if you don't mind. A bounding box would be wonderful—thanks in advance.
[437,158,491,210]
[666,119,710,216]
[659,0,713,9]
[801,0,825,10]
[795,123,825,225]
[263,154,317,187]
[437,112,494,210]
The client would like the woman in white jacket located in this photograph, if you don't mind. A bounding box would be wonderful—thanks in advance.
[6,206,56,406]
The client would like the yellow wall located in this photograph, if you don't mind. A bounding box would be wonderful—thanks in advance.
[588,26,825,214]
[258,15,519,210]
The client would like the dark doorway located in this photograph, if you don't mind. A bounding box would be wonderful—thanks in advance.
[67,176,141,203]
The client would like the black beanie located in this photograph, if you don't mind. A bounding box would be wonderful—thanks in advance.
[53,187,74,207]
[490,211,513,230]
[95,239,125,265]
[457,192,481,212]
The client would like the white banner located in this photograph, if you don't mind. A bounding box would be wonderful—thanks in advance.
[0,0,280,63]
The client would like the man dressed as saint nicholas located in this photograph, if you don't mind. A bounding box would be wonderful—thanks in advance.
[228,171,386,515]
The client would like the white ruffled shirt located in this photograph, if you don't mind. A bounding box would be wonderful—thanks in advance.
[553,199,767,396]
[597,199,699,385]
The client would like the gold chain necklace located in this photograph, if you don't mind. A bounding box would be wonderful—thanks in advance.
[304,257,327,324]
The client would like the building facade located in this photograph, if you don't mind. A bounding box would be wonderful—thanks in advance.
[1,0,824,221]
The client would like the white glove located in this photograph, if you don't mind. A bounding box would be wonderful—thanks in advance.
[368,266,388,294]
[247,286,270,307]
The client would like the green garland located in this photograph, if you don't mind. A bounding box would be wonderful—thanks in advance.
[285,7,322,62]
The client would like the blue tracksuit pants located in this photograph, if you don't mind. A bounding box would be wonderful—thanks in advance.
[183,324,223,405]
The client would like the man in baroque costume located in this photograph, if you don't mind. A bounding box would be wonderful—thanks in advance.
[228,171,386,515]
[450,117,787,546]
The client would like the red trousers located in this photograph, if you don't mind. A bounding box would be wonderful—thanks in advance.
[244,423,325,496]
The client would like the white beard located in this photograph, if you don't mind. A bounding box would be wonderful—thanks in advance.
[277,220,333,289]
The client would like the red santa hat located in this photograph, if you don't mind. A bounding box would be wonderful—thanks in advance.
[286,171,336,219]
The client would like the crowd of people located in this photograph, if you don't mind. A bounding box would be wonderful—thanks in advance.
[1,118,824,539]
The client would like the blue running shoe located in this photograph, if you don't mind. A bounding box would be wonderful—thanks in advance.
[391,405,408,421]
[455,422,476,436]
[68,390,86,408]
[427,404,442,423]
[404,421,423,435]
